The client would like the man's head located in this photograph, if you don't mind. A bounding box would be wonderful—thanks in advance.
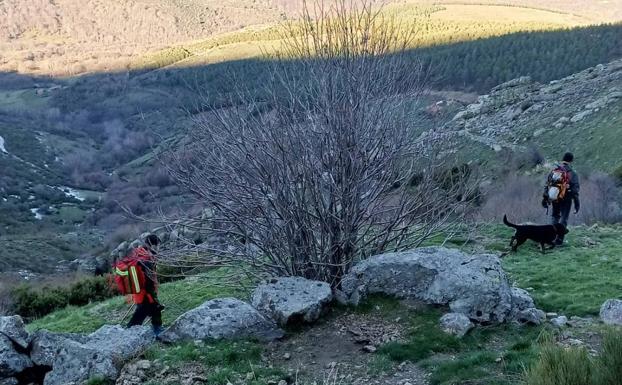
[144,234,161,251]
[562,152,574,163]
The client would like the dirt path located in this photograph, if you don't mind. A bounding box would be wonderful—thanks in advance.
[266,311,430,385]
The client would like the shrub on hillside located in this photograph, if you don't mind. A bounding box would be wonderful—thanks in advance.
[578,172,622,224]
[524,344,592,385]
[11,276,116,320]
[524,329,622,385]
[479,171,622,225]
[478,174,545,223]
[593,329,622,385]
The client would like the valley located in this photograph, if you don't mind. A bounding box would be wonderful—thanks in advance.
[1,1,621,277]
[1,1,622,385]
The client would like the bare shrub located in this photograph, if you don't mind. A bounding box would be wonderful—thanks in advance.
[162,0,476,287]
[478,174,547,224]
[577,172,622,224]
[478,171,622,225]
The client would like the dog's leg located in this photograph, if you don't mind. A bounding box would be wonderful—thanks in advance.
[540,243,545,254]
[509,236,516,250]
[513,237,526,252]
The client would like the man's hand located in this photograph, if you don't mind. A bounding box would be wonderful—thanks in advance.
[541,197,549,209]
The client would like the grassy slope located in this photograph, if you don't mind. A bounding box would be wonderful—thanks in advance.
[28,225,622,385]
[27,269,246,334]
[530,100,622,173]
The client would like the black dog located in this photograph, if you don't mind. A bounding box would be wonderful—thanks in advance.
[503,215,568,253]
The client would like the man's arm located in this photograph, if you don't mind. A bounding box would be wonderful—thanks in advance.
[570,171,580,213]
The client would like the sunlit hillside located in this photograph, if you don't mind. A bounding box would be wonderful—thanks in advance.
[1,0,619,76]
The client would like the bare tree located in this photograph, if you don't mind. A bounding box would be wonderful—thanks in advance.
[162,0,477,287]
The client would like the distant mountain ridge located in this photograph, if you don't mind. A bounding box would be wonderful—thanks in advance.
[0,0,293,75]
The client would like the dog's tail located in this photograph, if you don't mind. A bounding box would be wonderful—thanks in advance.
[503,214,518,228]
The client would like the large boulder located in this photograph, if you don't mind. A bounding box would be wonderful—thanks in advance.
[0,334,32,377]
[0,316,30,349]
[160,298,284,343]
[44,325,153,385]
[252,277,333,326]
[439,313,474,338]
[30,330,88,367]
[340,247,515,322]
[600,299,622,326]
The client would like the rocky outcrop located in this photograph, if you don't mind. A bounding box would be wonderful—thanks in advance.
[43,325,154,385]
[252,277,333,326]
[0,334,32,377]
[600,299,622,326]
[439,313,474,337]
[340,247,545,324]
[160,298,284,343]
[340,247,523,323]
[0,316,30,350]
[30,330,87,367]
[444,59,622,154]
[550,315,568,328]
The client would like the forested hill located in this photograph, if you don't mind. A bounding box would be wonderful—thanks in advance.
[419,24,622,92]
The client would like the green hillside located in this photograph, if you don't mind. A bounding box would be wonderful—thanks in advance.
[1,2,621,276]
[25,224,622,385]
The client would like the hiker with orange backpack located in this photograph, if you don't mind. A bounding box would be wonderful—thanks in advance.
[541,152,580,245]
[113,234,165,337]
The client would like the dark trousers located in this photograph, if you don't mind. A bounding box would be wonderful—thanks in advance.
[551,198,572,239]
[127,301,162,328]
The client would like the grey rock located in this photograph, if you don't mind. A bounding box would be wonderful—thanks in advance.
[0,334,32,377]
[600,299,622,325]
[515,308,546,325]
[439,313,474,337]
[570,109,593,123]
[452,110,468,121]
[252,277,333,326]
[159,298,284,343]
[0,316,30,349]
[0,378,18,385]
[553,116,569,128]
[491,76,532,93]
[44,339,117,385]
[509,287,535,318]
[340,247,513,322]
[550,316,568,327]
[30,330,87,367]
[585,96,613,110]
[44,325,153,385]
